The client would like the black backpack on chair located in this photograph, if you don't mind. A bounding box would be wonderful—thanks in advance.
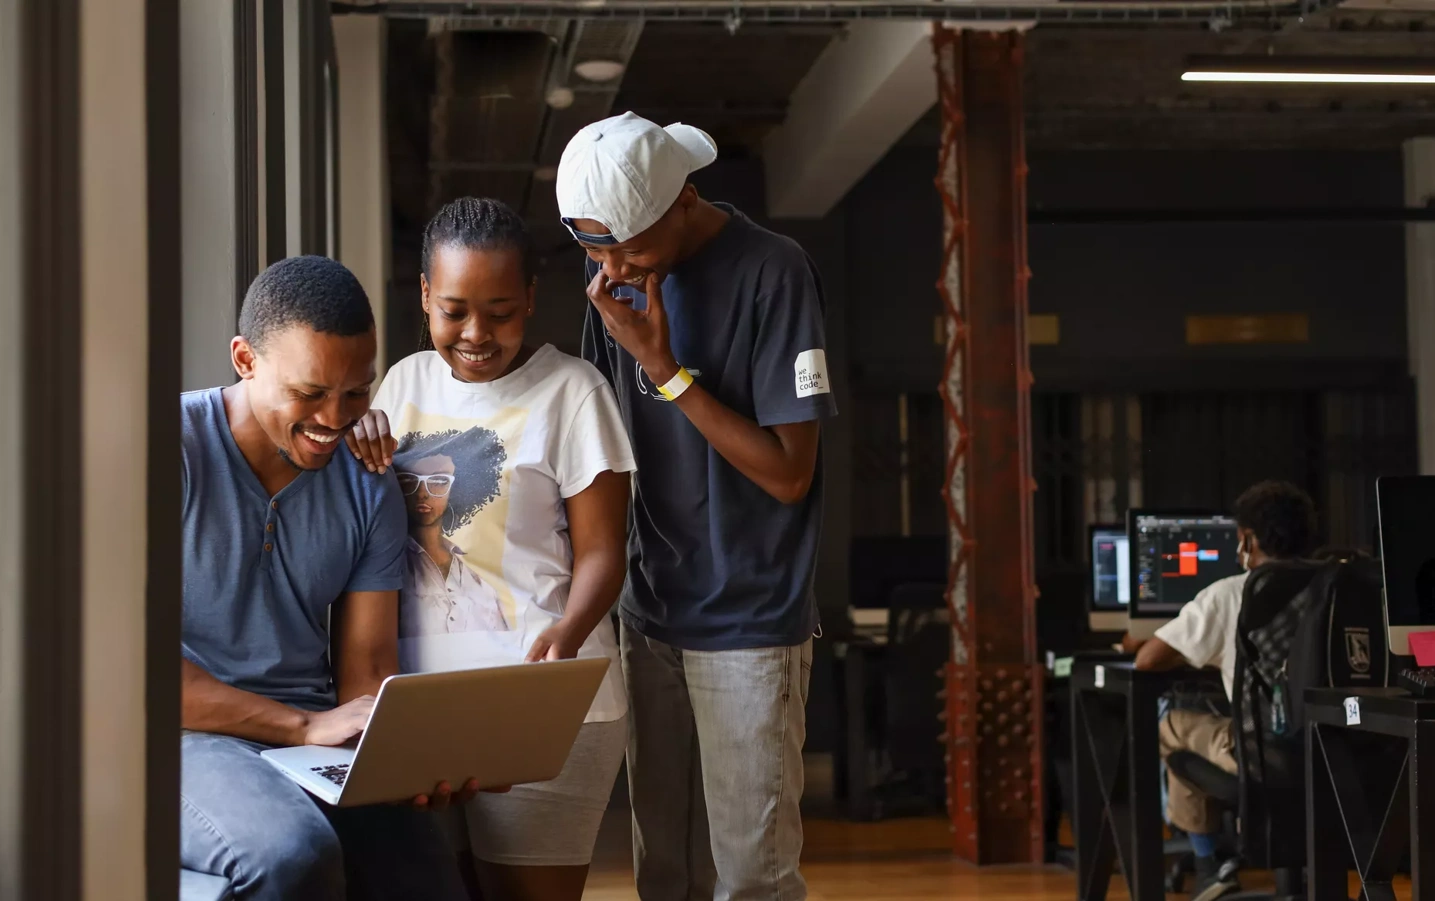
[1285,554,1390,731]
[1234,555,1391,867]
[1233,560,1324,869]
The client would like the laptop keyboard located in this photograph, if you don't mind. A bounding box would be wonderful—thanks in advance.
[311,764,350,787]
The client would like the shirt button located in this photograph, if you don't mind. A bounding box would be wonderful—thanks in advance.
[264,543,273,552]
[271,501,278,510]
[266,523,274,532]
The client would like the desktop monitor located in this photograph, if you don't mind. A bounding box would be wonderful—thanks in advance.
[1376,475,1435,657]
[1087,524,1130,632]
[1127,509,1242,635]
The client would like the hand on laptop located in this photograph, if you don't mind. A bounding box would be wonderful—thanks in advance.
[525,620,581,662]
[411,779,510,811]
[302,695,376,746]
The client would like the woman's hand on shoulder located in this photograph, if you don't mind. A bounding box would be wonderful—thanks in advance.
[345,409,397,474]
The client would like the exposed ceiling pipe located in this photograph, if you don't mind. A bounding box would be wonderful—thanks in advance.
[334,0,1342,27]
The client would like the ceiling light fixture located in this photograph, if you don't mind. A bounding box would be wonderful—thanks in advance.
[546,86,575,110]
[573,59,626,82]
[1182,56,1435,85]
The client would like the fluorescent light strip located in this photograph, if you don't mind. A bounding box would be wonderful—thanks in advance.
[1183,71,1435,84]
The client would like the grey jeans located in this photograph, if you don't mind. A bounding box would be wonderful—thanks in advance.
[179,731,468,901]
[621,622,813,901]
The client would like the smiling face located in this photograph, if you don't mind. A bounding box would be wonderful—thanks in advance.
[231,324,377,471]
[574,185,695,289]
[422,244,535,383]
[400,454,456,529]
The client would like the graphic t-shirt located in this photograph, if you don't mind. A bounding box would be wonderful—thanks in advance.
[373,345,635,722]
[581,204,838,651]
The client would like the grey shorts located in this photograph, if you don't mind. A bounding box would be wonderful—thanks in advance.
[462,717,627,867]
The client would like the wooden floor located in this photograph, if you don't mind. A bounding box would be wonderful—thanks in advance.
[584,814,1412,900]
[586,816,1098,900]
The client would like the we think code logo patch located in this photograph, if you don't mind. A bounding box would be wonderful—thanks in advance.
[794,349,830,398]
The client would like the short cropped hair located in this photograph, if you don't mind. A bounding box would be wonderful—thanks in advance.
[1233,480,1317,560]
[238,255,373,351]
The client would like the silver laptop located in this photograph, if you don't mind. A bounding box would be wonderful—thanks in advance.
[261,657,608,807]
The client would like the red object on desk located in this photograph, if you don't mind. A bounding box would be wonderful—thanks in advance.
[1409,631,1435,667]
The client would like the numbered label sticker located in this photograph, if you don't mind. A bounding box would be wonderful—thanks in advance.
[1344,696,1361,726]
[1095,665,1106,689]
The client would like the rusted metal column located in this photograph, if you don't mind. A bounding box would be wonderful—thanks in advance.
[933,25,1044,865]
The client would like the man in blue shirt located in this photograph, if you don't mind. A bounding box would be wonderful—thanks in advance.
[566,113,836,900]
[180,256,477,901]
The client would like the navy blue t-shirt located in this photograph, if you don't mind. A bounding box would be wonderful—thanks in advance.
[581,205,837,650]
[180,387,408,710]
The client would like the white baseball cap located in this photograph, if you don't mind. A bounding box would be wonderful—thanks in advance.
[557,112,718,245]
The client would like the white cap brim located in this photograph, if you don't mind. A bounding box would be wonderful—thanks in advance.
[664,123,718,173]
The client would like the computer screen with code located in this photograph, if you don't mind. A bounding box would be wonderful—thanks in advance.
[1130,512,1241,616]
[1090,526,1130,610]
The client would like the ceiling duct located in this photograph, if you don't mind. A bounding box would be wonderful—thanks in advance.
[421,13,643,224]
[339,0,1343,28]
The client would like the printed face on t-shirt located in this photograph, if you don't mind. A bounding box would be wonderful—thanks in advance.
[399,453,455,529]
[393,426,511,638]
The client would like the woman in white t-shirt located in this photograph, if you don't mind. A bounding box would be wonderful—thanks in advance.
[345,197,634,901]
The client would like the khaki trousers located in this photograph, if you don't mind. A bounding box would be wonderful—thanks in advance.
[1158,709,1237,834]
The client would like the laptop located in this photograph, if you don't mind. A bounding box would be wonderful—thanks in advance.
[261,657,609,807]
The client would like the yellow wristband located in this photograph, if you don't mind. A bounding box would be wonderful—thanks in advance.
[656,367,694,401]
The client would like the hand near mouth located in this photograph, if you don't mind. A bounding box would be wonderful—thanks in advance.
[587,270,679,386]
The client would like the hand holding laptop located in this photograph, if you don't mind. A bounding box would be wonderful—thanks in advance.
[263,660,605,807]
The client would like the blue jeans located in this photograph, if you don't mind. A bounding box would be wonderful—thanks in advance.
[180,732,468,901]
[621,623,812,901]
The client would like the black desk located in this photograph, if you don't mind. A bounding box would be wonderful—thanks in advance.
[1306,688,1435,900]
[832,637,886,820]
[1071,659,1222,901]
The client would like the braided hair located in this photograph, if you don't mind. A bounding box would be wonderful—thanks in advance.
[419,197,537,351]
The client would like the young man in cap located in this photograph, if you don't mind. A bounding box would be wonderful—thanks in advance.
[566,112,835,900]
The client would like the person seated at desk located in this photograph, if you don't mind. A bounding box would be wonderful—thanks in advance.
[179,256,492,901]
[1123,480,1316,901]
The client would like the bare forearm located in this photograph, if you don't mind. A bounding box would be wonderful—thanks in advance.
[331,591,400,703]
[670,380,811,503]
[565,549,626,644]
[181,659,308,746]
[335,655,394,704]
[1134,637,1186,672]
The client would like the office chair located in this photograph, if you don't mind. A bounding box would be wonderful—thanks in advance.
[1163,561,1323,900]
[1164,750,1300,900]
